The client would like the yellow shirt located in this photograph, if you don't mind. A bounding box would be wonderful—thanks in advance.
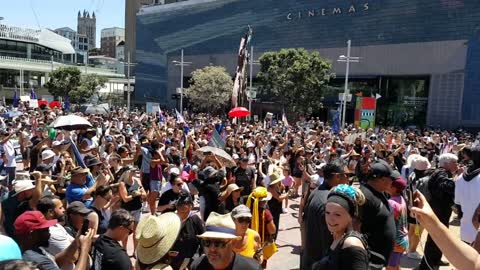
[233,229,257,258]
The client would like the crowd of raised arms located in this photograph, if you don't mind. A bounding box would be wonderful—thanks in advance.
[1,104,480,270]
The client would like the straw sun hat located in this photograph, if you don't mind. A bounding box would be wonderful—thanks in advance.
[135,213,181,265]
[219,183,244,198]
[268,172,282,186]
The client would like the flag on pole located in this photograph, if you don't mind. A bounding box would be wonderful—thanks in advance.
[282,111,289,127]
[63,96,70,111]
[208,128,226,149]
[13,87,19,108]
[175,109,185,124]
[375,93,382,100]
[332,109,341,134]
[30,87,37,99]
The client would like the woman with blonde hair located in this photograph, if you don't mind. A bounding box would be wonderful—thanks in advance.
[118,166,147,256]
[313,184,369,270]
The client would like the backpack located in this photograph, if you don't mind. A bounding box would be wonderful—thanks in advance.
[415,175,431,202]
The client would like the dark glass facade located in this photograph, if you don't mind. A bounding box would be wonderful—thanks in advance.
[0,39,64,62]
[136,0,480,127]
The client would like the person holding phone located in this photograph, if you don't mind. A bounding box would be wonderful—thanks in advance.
[119,166,146,255]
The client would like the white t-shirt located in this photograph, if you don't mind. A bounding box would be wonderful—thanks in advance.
[455,174,480,243]
[47,224,75,270]
[2,140,16,167]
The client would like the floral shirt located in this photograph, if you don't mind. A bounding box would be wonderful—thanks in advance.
[388,195,409,252]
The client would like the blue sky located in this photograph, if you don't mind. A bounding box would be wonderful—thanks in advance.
[1,0,125,47]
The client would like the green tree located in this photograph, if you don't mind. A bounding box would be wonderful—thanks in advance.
[186,66,233,112]
[257,48,335,114]
[70,74,108,103]
[45,66,82,99]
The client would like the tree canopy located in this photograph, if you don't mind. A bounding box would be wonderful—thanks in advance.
[45,67,108,104]
[257,48,335,114]
[186,66,233,112]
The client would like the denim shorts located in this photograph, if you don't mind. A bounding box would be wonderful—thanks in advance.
[150,180,161,192]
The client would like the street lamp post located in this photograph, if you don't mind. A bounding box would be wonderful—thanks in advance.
[337,40,360,128]
[124,51,137,113]
[248,46,260,121]
[173,49,192,113]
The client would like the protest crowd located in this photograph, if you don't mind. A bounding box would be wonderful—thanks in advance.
[1,101,480,270]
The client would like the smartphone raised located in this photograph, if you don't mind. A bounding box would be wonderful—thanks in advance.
[80,218,90,235]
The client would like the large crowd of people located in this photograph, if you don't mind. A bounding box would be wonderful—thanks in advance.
[0,103,480,270]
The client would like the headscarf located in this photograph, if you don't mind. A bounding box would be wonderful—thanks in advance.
[246,187,269,232]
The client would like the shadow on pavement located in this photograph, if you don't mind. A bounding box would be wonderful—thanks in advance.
[276,243,302,255]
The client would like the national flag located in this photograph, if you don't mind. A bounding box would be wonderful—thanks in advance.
[13,87,19,108]
[282,111,289,127]
[30,87,37,99]
[176,109,185,124]
[332,109,341,134]
[63,96,70,111]
[69,139,86,168]
[208,128,226,149]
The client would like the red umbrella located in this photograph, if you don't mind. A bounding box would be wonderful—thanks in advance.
[49,101,62,109]
[38,100,48,107]
[228,107,250,118]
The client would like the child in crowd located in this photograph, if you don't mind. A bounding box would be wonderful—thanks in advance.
[281,166,293,213]
[387,175,409,270]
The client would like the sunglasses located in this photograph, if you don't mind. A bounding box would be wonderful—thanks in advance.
[201,239,229,249]
[236,217,251,224]
[124,226,134,235]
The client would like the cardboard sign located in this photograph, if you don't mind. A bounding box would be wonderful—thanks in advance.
[20,96,30,102]
[29,99,38,108]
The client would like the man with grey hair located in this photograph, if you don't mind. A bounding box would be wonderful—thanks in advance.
[418,153,459,270]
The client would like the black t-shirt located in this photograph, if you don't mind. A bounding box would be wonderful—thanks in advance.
[91,234,131,270]
[90,206,108,234]
[203,182,220,220]
[302,182,332,270]
[359,184,395,267]
[190,253,261,270]
[2,192,32,238]
[234,167,255,196]
[171,214,205,270]
[158,189,180,213]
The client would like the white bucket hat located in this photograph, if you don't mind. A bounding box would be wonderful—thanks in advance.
[197,212,238,240]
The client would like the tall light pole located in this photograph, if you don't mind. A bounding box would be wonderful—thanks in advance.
[124,51,136,113]
[173,49,192,113]
[337,40,360,128]
[247,46,260,121]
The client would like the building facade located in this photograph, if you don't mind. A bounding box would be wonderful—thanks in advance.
[100,27,125,58]
[136,0,480,128]
[77,10,96,49]
[125,0,155,72]
[54,27,89,64]
[0,22,127,102]
[116,40,125,61]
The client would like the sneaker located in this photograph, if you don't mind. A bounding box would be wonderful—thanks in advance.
[407,251,422,260]
[282,208,288,214]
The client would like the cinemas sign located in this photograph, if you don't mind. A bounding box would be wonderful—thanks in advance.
[286,2,370,21]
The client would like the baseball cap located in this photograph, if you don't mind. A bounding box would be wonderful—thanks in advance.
[231,204,252,219]
[13,180,35,196]
[67,201,93,216]
[14,211,57,235]
[41,149,55,161]
[0,235,22,261]
[370,160,396,180]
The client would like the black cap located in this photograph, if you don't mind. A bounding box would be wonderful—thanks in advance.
[240,156,249,162]
[370,160,396,180]
[67,201,92,215]
[35,164,52,172]
[85,157,102,168]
